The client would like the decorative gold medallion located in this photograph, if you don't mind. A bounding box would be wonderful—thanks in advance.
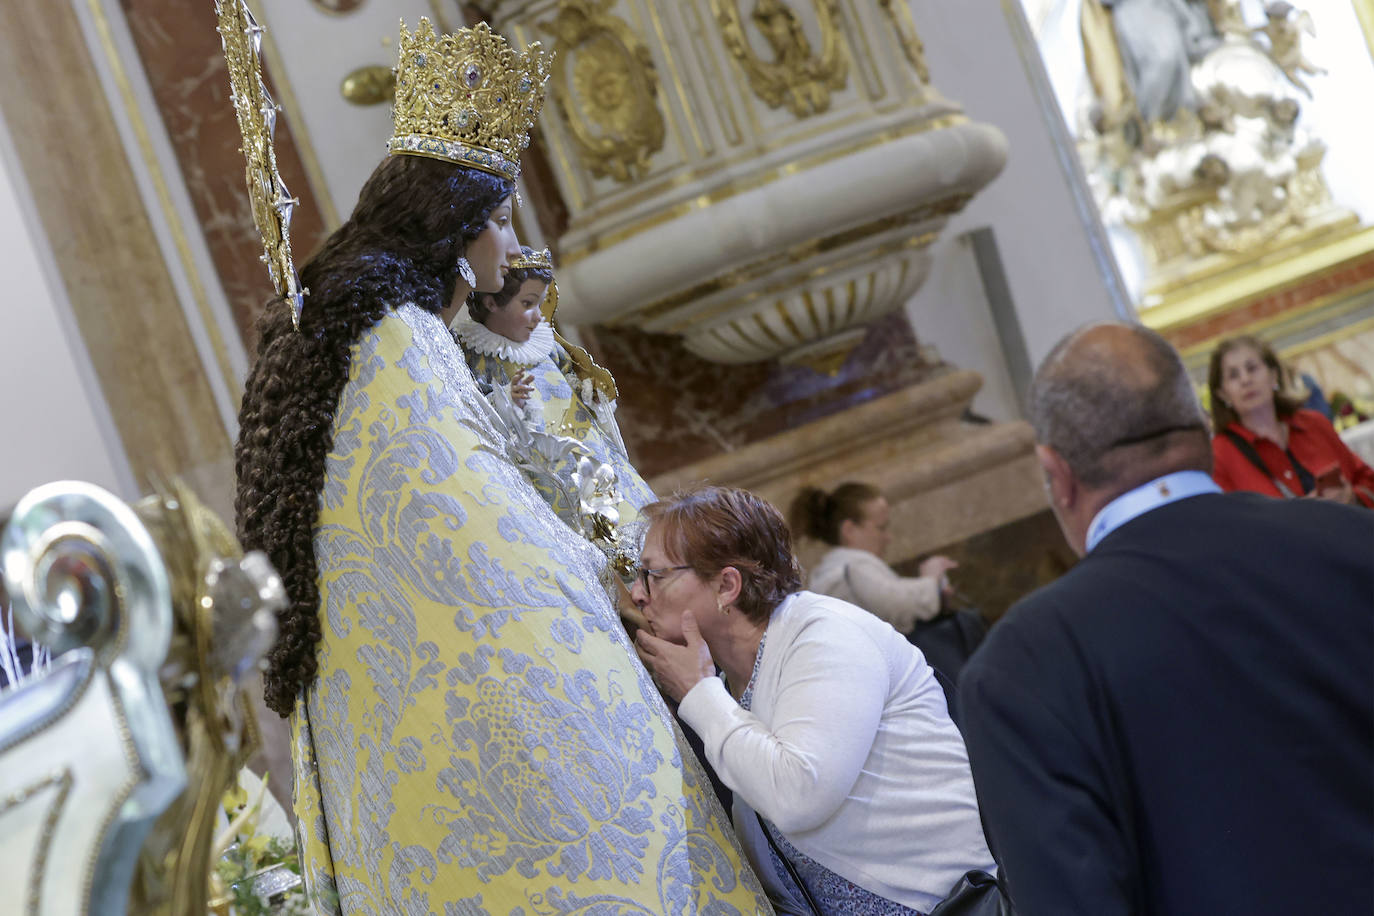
[389,18,554,181]
[340,63,397,105]
[215,0,305,328]
[541,0,666,183]
[713,0,849,117]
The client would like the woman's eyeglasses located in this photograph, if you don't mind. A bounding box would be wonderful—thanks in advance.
[636,564,692,598]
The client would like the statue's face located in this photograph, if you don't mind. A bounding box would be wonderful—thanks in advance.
[482,280,547,344]
[464,196,521,293]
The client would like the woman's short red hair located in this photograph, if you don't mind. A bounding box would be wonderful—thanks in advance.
[643,486,802,624]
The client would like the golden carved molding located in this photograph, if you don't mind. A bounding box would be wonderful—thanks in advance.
[541,0,666,182]
[712,0,849,117]
[487,0,1004,365]
[560,111,967,265]
[877,0,929,83]
[1134,165,1360,307]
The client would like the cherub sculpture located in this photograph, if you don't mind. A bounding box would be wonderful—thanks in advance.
[1256,2,1326,96]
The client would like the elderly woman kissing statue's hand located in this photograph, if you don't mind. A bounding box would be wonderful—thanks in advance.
[629,486,1000,916]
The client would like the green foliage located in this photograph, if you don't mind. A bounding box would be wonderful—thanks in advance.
[214,776,310,915]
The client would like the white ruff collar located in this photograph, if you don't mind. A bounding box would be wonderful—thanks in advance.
[452,315,555,366]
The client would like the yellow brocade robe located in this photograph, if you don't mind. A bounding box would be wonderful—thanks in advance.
[290,304,770,915]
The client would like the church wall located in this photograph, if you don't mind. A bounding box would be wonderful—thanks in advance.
[0,113,133,511]
[250,0,437,222]
[0,0,242,521]
[902,0,1130,421]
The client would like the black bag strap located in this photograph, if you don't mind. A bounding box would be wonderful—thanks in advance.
[755,811,820,916]
[928,869,1015,916]
[1222,429,1315,497]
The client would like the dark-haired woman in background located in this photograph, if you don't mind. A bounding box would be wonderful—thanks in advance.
[233,21,767,913]
[791,483,958,633]
[633,486,996,916]
[1208,335,1373,507]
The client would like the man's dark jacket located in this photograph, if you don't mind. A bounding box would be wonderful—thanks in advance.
[959,491,1373,915]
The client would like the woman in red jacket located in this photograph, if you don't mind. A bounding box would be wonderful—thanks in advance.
[1208,335,1374,507]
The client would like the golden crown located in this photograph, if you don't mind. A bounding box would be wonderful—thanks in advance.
[388,19,553,181]
[511,246,553,271]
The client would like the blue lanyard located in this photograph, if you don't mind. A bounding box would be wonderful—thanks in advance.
[1085,471,1221,553]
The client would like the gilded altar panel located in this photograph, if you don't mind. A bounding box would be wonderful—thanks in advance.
[709,0,850,117]
[542,0,667,182]
[1009,0,1374,375]
[490,0,999,370]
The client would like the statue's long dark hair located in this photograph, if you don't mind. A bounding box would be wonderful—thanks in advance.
[235,154,514,716]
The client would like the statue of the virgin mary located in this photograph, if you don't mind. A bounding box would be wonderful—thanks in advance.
[228,12,771,915]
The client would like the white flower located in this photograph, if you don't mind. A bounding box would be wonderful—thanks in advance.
[572,456,621,536]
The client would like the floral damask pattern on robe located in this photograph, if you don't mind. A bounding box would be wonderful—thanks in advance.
[290,305,770,915]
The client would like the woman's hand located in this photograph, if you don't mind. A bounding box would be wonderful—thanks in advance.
[510,370,534,407]
[634,610,716,704]
[919,554,960,596]
[1314,479,1357,505]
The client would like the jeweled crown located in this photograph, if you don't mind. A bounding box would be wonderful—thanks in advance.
[511,246,553,271]
[388,19,553,181]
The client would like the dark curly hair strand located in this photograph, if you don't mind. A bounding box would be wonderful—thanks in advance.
[235,154,515,716]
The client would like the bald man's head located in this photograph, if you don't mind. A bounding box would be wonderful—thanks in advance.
[1029,323,1210,490]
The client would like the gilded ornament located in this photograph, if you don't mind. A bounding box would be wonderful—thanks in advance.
[543,279,621,402]
[0,480,282,914]
[713,0,849,117]
[1206,0,1249,36]
[1069,0,1353,303]
[877,0,931,84]
[340,63,396,105]
[511,245,554,270]
[1255,2,1326,97]
[309,0,366,13]
[215,0,305,328]
[541,0,666,182]
[388,18,554,180]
